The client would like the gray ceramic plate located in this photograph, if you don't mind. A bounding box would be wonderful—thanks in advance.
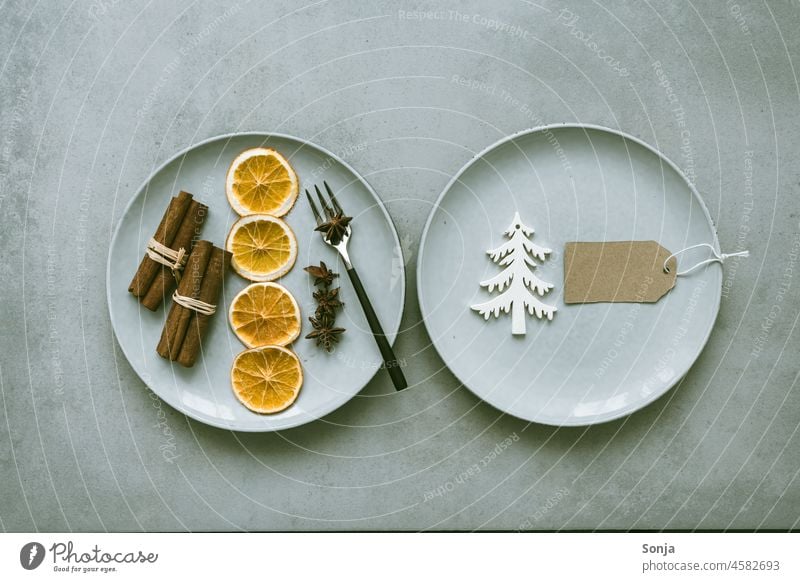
[418,124,721,426]
[108,133,404,431]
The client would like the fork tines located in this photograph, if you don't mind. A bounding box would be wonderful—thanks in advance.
[306,181,344,225]
[314,185,333,219]
[305,189,324,226]
[324,181,343,214]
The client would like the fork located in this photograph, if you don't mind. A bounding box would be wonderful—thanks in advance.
[306,182,408,391]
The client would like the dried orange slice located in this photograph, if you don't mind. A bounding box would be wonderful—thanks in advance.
[226,214,297,281]
[226,147,298,216]
[231,346,303,413]
[229,282,301,348]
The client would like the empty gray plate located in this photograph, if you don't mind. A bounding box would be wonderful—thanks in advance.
[418,124,721,426]
[108,133,404,431]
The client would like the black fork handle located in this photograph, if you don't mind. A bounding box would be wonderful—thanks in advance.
[346,266,407,391]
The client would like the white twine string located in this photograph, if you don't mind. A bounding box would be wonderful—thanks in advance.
[146,238,187,282]
[171,290,216,316]
[663,243,750,276]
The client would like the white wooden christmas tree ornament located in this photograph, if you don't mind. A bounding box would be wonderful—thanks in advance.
[471,212,557,335]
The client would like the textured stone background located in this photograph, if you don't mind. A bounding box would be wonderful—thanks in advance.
[1,0,798,531]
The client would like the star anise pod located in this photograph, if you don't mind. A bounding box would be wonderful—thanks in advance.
[305,316,345,352]
[315,211,352,246]
[304,261,338,287]
[308,313,335,329]
[313,287,343,318]
[306,256,346,352]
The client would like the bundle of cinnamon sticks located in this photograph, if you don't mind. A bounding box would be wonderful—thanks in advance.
[128,191,207,310]
[156,240,232,367]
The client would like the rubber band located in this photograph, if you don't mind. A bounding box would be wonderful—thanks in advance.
[171,290,216,316]
[146,238,187,282]
[663,243,750,277]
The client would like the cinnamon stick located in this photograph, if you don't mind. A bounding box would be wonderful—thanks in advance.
[176,246,232,368]
[141,199,208,311]
[156,240,213,361]
[128,190,192,297]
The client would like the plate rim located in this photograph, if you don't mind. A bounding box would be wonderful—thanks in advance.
[416,122,721,427]
[107,131,405,432]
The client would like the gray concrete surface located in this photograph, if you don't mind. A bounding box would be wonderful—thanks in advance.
[1,0,799,531]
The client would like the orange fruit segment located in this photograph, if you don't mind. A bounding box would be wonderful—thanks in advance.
[226,214,297,281]
[231,346,303,413]
[229,282,301,348]
[226,147,298,216]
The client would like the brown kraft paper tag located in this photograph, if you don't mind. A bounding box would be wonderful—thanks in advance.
[563,241,677,304]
